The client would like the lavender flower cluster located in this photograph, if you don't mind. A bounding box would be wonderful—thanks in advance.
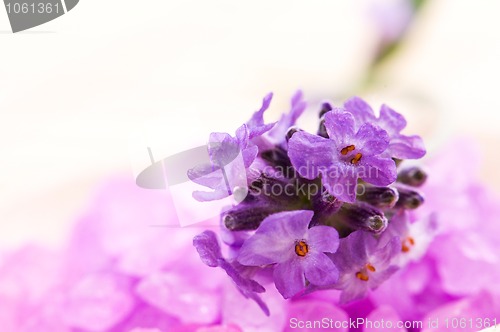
[192,92,430,314]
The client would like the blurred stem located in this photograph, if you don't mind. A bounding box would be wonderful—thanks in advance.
[360,0,429,91]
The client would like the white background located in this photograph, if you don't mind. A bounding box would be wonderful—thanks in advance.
[1,0,500,247]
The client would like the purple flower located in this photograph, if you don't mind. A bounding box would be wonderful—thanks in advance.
[329,230,400,304]
[188,94,276,202]
[193,230,270,315]
[379,210,438,266]
[237,210,340,299]
[245,92,276,139]
[267,90,307,146]
[288,110,397,203]
[344,97,426,159]
[188,126,257,202]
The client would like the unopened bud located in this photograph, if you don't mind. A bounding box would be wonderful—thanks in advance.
[223,203,278,231]
[286,127,302,142]
[318,119,328,138]
[261,147,293,172]
[357,186,399,208]
[395,186,425,209]
[335,202,388,234]
[319,102,333,118]
[397,167,428,187]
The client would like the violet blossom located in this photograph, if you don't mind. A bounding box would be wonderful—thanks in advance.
[344,96,426,159]
[329,230,400,304]
[237,210,340,299]
[288,110,397,203]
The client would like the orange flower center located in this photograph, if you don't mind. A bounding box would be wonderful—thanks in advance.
[402,236,416,253]
[340,145,362,164]
[340,145,356,155]
[295,240,309,257]
[355,263,376,282]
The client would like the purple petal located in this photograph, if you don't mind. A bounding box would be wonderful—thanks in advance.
[218,262,265,296]
[331,231,368,271]
[290,90,307,121]
[303,252,339,286]
[187,163,221,188]
[344,96,376,126]
[193,231,222,267]
[378,104,407,134]
[249,123,276,140]
[208,133,241,167]
[368,265,400,290]
[192,188,230,202]
[235,124,249,147]
[307,226,340,254]
[241,291,271,317]
[321,166,358,203]
[241,145,258,168]
[246,93,275,139]
[288,131,336,180]
[354,123,390,156]
[267,90,306,142]
[359,156,397,186]
[247,93,273,127]
[273,260,305,298]
[389,134,426,159]
[324,111,356,145]
[237,210,314,266]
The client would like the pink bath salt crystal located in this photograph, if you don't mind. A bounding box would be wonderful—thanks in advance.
[365,305,406,332]
[136,271,221,324]
[284,300,349,332]
[222,282,286,332]
[197,324,243,332]
[63,272,134,330]
[421,292,498,332]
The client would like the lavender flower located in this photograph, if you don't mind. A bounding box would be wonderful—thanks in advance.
[237,210,340,299]
[267,90,307,146]
[288,110,397,202]
[188,94,276,202]
[329,230,400,304]
[189,92,429,312]
[245,92,276,139]
[344,97,426,159]
[379,210,437,266]
[193,230,270,315]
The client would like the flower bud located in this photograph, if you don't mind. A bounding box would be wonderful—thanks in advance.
[395,186,425,209]
[357,186,399,208]
[286,127,302,142]
[397,166,428,187]
[334,202,388,235]
[317,119,328,138]
[318,102,333,118]
[260,147,293,173]
[223,203,278,231]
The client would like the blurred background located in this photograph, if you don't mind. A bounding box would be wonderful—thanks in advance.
[1,0,500,249]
